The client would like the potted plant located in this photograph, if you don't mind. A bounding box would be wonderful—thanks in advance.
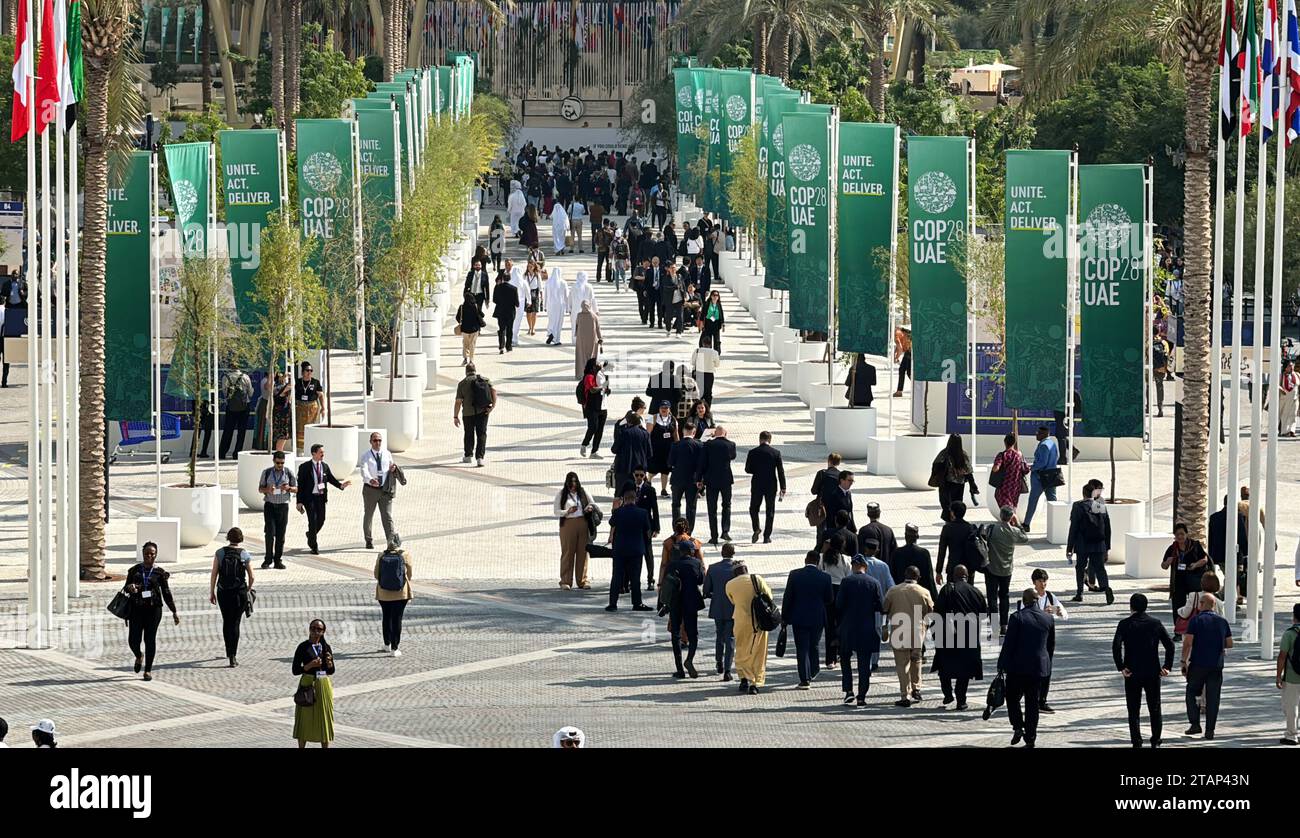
[160,257,242,546]
[237,211,324,509]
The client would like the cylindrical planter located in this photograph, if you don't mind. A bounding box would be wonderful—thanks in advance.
[160,483,222,548]
[1102,499,1145,564]
[303,423,360,480]
[774,340,801,365]
[237,450,297,511]
[419,327,441,349]
[373,374,424,438]
[896,434,948,491]
[796,341,828,362]
[798,362,837,404]
[755,302,782,334]
[388,351,427,392]
[420,306,440,321]
[805,381,839,414]
[977,464,1030,521]
[780,361,801,394]
[366,399,419,453]
[824,407,877,460]
[401,319,420,340]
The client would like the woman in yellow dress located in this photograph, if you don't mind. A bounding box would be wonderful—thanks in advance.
[725,562,772,695]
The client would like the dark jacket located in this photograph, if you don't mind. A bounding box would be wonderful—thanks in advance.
[611,423,652,478]
[931,579,987,680]
[464,267,491,297]
[297,459,344,503]
[123,563,178,613]
[292,639,336,676]
[492,282,519,321]
[836,572,885,652]
[695,436,737,487]
[456,302,484,333]
[857,520,897,571]
[846,359,877,407]
[1112,612,1175,678]
[610,505,652,556]
[744,443,786,493]
[667,555,706,612]
[703,558,736,620]
[634,480,661,534]
[997,606,1056,677]
[1207,505,1248,567]
[781,564,834,629]
[667,436,704,489]
[811,466,840,503]
[938,519,976,578]
[823,485,854,532]
[1067,498,1112,555]
[890,543,939,600]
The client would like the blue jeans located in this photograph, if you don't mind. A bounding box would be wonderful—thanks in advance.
[793,625,823,684]
[1023,471,1057,528]
[714,618,735,674]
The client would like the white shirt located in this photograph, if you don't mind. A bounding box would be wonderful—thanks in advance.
[692,347,720,374]
[686,238,702,256]
[1018,589,1069,620]
[360,447,394,486]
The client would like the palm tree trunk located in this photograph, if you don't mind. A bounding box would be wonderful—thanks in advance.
[1175,49,1215,542]
[867,14,887,117]
[201,10,212,108]
[752,19,768,74]
[285,0,301,149]
[911,29,927,88]
[768,20,789,81]
[6,0,16,36]
[270,0,285,128]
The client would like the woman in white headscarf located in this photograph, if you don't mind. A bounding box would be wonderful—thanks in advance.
[568,271,598,344]
[552,726,586,748]
[507,180,526,235]
[544,267,569,346]
[574,300,603,380]
[551,201,570,255]
[510,265,529,344]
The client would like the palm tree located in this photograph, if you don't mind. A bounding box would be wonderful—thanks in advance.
[79,0,145,580]
[852,0,955,114]
[676,0,864,80]
[286,0,303,149]
[269,0,285,129]
[1007,0,1219,540]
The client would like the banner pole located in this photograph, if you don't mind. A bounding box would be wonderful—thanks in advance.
[1208,0,1228,516]
[827,109,838,387]
[25,0,43,648]
[1064,161,1077,500]
[152,152,162,514]
[1145,163,1155,533]
[55,89,68,616]
[68,96,80,601]
[887,127,900,439]
[210,142,220,485]
[1224,129,1247,622]
[967,136,976,465]
[41,74,54,633]
[1246,85,1270,639]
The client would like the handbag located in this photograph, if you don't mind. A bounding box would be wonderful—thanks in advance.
[293,682,317,707]
[1039,467,1065,488]
[927,455,946,489]
[453,324,463,336]
[107,590,132,620]
[982,672,1007,720]
[605,465,616,490]
[775,625,787,658]
[1018,475,1030,494]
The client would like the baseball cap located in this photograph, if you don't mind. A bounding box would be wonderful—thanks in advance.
[31,718,56,735]
[850,554,869,566]
[862,537,880,549]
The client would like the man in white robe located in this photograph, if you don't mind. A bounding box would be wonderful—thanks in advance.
[510,266,529,344]
[507,180,526,235]
[568,271,597,344]
[551,202,570,255]
[544,267,570,345]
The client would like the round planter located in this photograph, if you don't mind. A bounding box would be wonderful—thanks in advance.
[419,328,441,350]
[402,351,429,392]
[824,407,877,460]
[366,399,419,453]
[373,374,424,435]
[303,424,360,480]
[755,302,782,334]
[236,451,297,511]
[418,335,441,359]
[896,434,948,491]
[774,339,801,365]
[805,381,839,414]
[796,341,828,362]
[1102,498,1145,564]
[977,464,1030,521]
[420,306,440,321]
[160,483,222,548]
[798,362,837,404]
[401,319,420,340]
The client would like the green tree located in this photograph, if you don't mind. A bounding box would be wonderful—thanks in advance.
[795,37,877,122]
[624,74,679,159]
[0,35,23,191]
[725,126,766,250]
[676,0,866,81]
[247,24,372,125]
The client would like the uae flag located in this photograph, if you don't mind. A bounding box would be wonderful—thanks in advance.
[1221,0,1241,140]
[65,0,83,126]
[10,0,32,142]
[1241,0,1261,136]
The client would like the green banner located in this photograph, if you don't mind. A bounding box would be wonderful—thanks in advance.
[162,141,211,257]
[1004,149,1073,410]
[436,66,451,115]
[219,129,285,328]
[296,119,362,349]
[1078,164,1147,439]
[373,83,419,168]
[673,66,698,197]
[366,89,415,189]
[837,122,897,355]
[716,69,753,221]
[762,89,800,290]
[906,135,971,382]
[700,69,721,213]
[356,107,401,266]
[105,151,154,421]
[783,107,834,333]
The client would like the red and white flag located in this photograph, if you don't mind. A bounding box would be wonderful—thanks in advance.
[35,0,61,133]
[10,0,32,142]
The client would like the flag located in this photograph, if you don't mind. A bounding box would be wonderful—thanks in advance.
[68,0,83,104]
[1221,0,1240,140]
[175,6,185,62]
[55,0,79,129]
[10,0,32,142]
[1264,0,1279,140]
[1288,0,1300,145]
[36,0,60,133]
[1241,0,1260,136]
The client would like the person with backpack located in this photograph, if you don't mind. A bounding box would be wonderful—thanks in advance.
[374,538,414,657]
[664,539,706,679]
[1066,481,1115,605]
[985,506,1030,636]
[218,365,253,459]
[579,358,610,459]
[454,364,497,468]
[209,527,256,667]
[1277,603,1300,745]
[725,562,775,695]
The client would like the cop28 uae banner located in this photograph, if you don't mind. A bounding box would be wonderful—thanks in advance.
[296,119,363,348]
[783,106,835,333]
[762,88,801,291]
[1004,149,1073,410]
[717,68,754,222]
[356,108,402,265]
[219,129,286,327]
[373,83,419,172]
[105,151,155,421]
[356,96,414,193]
[673,67,698,197]
[700,69,721,215]
[162,141,212,257]
[837,123,897,355]
[906,135,972,382]
[1078,164,1148,439]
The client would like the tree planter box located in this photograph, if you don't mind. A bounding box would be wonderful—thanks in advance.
[401,320,420,340]
[755,302,782,334]
[136,517,181,564]
[1102,499,1145,564]
[1124,532,1170,579]
[303,424,360,480]
[896,434,947,491]
[374,374,424,440]
[769,326,797,361]
[1046,501,1072,544]
[780,362,801,394]
[974,465,1029,521]
[865,436,896,475]
[774,339,801,365]
[798,361,845,404]
[795,341,828,362]
[418,328,441,354]
[805,381,839,415]
[237,451,297,511]
[366,399,419,453]
[160,484,222,548]
[825,407,876,460]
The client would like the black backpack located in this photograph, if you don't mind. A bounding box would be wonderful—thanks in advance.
[750,575,782,632]
[968,524,992,572]
[576,379,587,405]
[218,546,246,591]
[470,375,493,410]
[225,374,249,411]
[1079,503,1107,543]
[379,551,407,591]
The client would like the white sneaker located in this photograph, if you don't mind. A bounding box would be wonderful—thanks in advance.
[381,644,390,653]
[580,445,588,457]
[476,458,485,467]
[589,452,602,459]
[460,455,471,463]
[391,649,403,658]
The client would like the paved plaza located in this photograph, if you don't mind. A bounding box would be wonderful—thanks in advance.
[0,208,1298,748]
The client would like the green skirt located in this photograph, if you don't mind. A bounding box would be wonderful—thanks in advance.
[293,673,335,744]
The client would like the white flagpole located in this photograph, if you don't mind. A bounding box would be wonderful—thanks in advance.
[967,136,977,465]
[40,58,54,639]
[1224,123,1246,622]
[887,126,900,440]
[55,80,68,616]
[1261,5,1288,659]
[68,84,79,601]
[1066,151,1079,493]
[1247,77,1269,640]
[210,141,219,485]
[152,152,161,513]
[826,108,838,388]
[25,0,44,649]
[1145,163,1155,532]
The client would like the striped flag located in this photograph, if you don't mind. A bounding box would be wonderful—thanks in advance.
[1222,0,1241,140]
[1288,0,1300,144]
[10,0,32,142]
[35,0,59,132]
[1264,0,1279,140]
[1241,0,1261,136]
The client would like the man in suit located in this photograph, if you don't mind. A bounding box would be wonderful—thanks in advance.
[743,431,786,544]
[823,471,856,536]
[891,523,939,600]
[668,419,704,531]
[1207,493,1248,602]
[491,274,519,353]
[1066,480,1115,605]
[464,259,491,311]
[781,551,834,688]
[607,486,654,612]
[695,425,737,546]
[883,566,934,706]
[666,539,706,678]
[611,410,651,497]
[296,444,351,555]
[831,511,858,558]
[360,432,402,550]
[937,500,977,583]
[1112,592,1175,748]
[838,554,886,705]
[702,542,738,679]
[997,588,1056,747]
[643,256,663,327]
[857,503,897,573]
[632,469,661,592]
[810,453,843,538]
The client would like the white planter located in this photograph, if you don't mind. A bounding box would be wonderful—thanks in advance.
[303,423,360,479]
[796,341,828,362]
[805,381,839,414]
[402,351,428,392]
[1102,500,1145,564]
[976,464,1029,521]
[798,362,838,404]
[136,517,181,564]
[219,489,239,532]
[1046,500,1072,545]
[774,339,800,365]
[374,374,424,439]
[419,326,441,348]
[866,436,896,475]
[356,427,386,466]
[401,319,420,339]
[159,484,222,548]
[824,407,877,460]
[366,399,420,453]
[237,451,298,511]
[1125,532,1170,578]
[420,306,440,321]
[780,361,801,394]
[813,408,827,444]
[896,434,947,491]
[769,325,797,355]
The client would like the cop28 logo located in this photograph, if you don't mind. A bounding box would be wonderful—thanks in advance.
[772,123,785,156]
[172,180,199,223]
[787,143,821,182]
[302,152,343,192]
[1084,203,1133,251]
[913,171,957,215]
[725,95,748,122]
[677,85,694,110]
